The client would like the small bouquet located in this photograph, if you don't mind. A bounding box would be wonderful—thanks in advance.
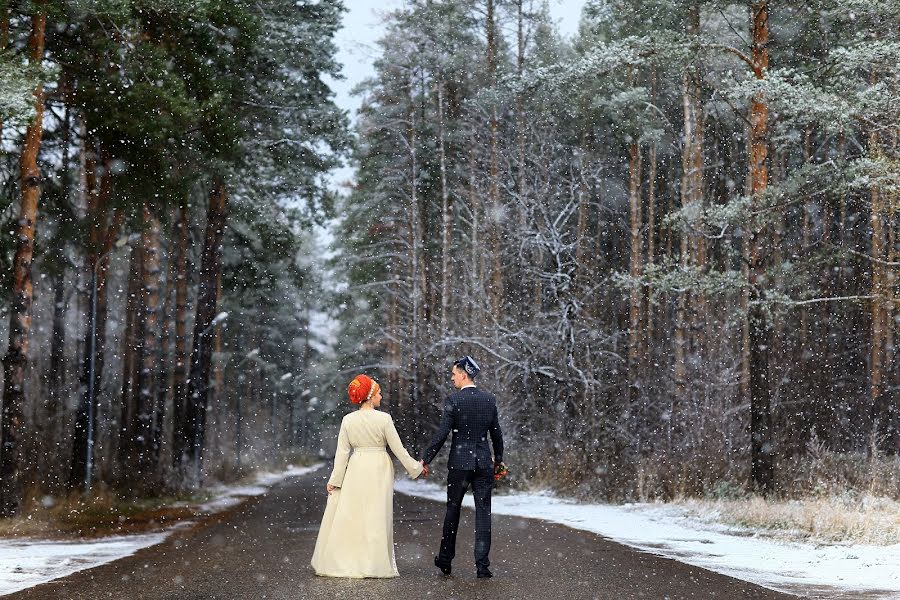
[493,462,509,481]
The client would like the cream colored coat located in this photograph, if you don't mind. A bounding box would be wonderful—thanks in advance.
[311,408,424,578]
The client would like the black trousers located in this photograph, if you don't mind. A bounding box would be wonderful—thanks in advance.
[437,466,494,569]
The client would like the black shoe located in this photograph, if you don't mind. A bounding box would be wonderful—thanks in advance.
[476,567,493,579]
[434,557,452,575]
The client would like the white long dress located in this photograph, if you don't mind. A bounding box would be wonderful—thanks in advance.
[311,409,423,578]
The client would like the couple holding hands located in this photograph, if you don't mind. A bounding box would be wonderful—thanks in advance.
[311,356,505,579]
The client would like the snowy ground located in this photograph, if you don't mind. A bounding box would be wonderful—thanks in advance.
[0,464,324,597]
[395,479,900,599]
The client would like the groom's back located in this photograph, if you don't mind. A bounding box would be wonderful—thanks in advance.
[447,387,500,470]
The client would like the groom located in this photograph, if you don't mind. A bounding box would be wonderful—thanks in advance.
[421,356,504,578]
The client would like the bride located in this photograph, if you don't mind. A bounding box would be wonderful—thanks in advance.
[311,374,426,578]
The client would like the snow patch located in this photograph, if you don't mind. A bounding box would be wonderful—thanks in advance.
[197,464,324,513]
[0,533,168,596]
[0,463,324,596]
[395,479,900,599]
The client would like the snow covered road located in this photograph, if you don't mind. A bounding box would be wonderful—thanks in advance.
[395,479,900,599]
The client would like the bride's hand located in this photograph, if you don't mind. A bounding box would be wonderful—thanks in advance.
[326,483,337,494]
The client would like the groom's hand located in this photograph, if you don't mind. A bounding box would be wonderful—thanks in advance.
[420,460,430,477]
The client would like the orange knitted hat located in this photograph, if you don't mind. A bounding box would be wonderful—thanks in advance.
[348,374,380,404]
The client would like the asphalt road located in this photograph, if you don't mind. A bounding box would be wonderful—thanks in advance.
[7,468,805,600]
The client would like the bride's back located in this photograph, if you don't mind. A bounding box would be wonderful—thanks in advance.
[341,410,391,448]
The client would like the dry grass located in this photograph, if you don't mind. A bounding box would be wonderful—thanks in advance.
[674,494,900,545]
[0,455,323,540]
[0,485,211,540]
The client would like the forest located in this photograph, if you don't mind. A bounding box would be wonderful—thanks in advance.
[0,0,897,524]
[0,0,346,517]
[337,0,898,501]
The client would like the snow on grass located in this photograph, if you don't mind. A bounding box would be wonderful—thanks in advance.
[675,495,900,546]
[0,463,324,597]
[395,479,900,599]
[0,533,169,596]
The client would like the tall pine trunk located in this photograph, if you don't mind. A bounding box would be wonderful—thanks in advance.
[133,206,162,493]
[171,201,190,467]
[868,129,891,451]
[0,6,47,517]
[154,231,176,472]
[387,285,401,418]
[468,136,484,320]
[0,1,8,135]
[407,85,424,452]
[747,0,774,493]
[887,162,899,453]
[438,81,453,335]
[48,273,67,397]
[117,243,144,486]
[209,270,225,466]
[486,0,503,316]
[44,271,68,489]
[646,69,659,346]
[627,142,644,400]
[184,180,228,486]
[514,0,529,311]
[800,128,813,348]
[673,4,704,437]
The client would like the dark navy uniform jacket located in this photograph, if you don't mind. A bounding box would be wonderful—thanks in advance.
[422,386,503,470]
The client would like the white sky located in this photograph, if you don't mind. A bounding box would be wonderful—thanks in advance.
[326,0,586,186]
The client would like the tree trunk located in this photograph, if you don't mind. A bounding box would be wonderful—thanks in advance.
[0,1,9,135]
[117,243,144,486]
[48,102,75,432]
[48,272,67,432]
[184,180,228,487]
[486,0,503,315]
[209,269,225,466]
[408,86,423,452]
[646,68,659,345]
[388,285,401,417]
[673,4,704,432]
[437,81,453,335]
[514,0,529,310]
[573,168,590,291]
[172,200,190,467]
[748,0,774,493]
[469,136,484,321]
[154,229,176,473]
[627,142,644,398]
[0,2,7,51]
[868,129,889,450]
[800,128,812,348]
[516,0,526,208]
[0,6,47,517]
[68,161,122,491]
[887,153,899,453]
[133,206,162,493]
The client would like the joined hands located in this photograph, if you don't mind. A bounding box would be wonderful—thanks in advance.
[419,460,430,478]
